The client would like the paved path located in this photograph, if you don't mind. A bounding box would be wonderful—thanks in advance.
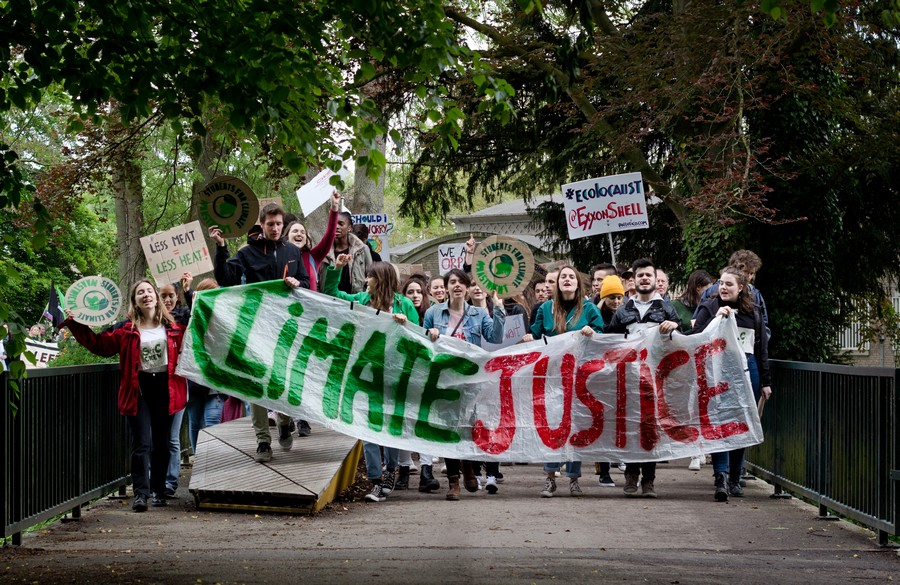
[2,459,898,584]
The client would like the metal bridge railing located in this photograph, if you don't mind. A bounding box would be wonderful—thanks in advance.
[2,365,129,545]
[745,360,900,546]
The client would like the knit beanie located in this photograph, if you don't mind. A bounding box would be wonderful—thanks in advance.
[600,275,625,299]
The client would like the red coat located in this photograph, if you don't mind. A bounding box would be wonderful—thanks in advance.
[65,318,187,417]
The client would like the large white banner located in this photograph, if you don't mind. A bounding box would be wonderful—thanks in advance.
[176,282,763,462]
[562,172,649,240]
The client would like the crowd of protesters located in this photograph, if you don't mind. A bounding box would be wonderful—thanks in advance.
[58,191,771,512]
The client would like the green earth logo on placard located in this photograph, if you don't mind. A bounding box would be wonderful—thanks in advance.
[489,254,514,279]
[65,276,122,327]
[213,194,238,219]
[83,292,109,311]
[472,236,534,298]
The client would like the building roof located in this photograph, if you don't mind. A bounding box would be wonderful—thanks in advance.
[449,194,558,224]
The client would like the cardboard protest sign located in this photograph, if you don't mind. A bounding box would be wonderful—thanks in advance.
[177,281,764,462]
[197,176,259,238]
[438,243,466,275]
[562,172,649,240]
[25,339,59,369]
[471,236,534,298]
[351,213,393,262]
[65,276,122,326]
[296,169,336,217]
[481,313,526,351]
[257,196,283,211]
[140,221,214,286]
[395,264,424,279]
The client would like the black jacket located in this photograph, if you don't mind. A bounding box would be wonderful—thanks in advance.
[607,297,679,334]
[214,228,310,288]
[691,297,771,387]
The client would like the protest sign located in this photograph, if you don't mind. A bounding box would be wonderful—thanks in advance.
[25,339,59,369]
[296,169,336,217]
[140,221,214,286]
[197,176,259,238]
[395,264,424,279]
[562,172,649,240]
[65,276,122,327]
[258,196,283,211]
[351,213,393,262]
[438,243,466,275]
[481,313,526,351]
[177,281,764,462]
[471,236,534,298]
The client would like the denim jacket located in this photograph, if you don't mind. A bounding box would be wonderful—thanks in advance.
[423,302,506,346]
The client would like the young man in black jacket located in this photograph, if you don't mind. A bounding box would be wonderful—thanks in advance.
[606,258,679,498]
[209,202,310,463]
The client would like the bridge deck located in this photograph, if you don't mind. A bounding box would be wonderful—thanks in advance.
[189,417,361,514]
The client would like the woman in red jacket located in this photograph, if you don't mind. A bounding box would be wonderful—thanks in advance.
[64,279,187,512]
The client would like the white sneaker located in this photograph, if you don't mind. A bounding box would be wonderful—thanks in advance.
[485,476,498,494]
[688,457,702,471]
[617,463,627,472]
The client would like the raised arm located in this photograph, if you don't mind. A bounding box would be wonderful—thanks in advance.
[308,192,341,263]
[64,316,124,358]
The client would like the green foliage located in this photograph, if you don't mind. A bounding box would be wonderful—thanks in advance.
[397,0,900,363]
[49,338,116,367]
[0,0,524,388]
[0,197,116,326]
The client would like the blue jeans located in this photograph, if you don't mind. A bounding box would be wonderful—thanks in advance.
[363,441,399,481]
[166,408,185,491]
[185,381,208,454]
[185,382,225,453]
[711,354,760,478]
[544,461,582,478]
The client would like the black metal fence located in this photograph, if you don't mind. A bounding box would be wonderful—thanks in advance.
[2,365,129,545]
[746,360,900,545]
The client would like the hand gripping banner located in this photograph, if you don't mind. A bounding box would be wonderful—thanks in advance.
[176,281,764,462]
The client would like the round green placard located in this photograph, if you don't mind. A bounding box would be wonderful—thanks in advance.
[472,236,534,299]
[65,276,122,326]
[197,176,260,238]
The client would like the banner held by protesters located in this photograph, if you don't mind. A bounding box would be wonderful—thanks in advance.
[176,281,764,462]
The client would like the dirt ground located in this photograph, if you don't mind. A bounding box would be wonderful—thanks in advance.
[2,460,899,584]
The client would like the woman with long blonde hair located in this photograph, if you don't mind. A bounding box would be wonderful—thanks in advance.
[64,279,187,512]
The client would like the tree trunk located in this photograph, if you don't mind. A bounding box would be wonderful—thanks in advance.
[190,127,227,262]
[111,157,147,287]
[349,134,385,214]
